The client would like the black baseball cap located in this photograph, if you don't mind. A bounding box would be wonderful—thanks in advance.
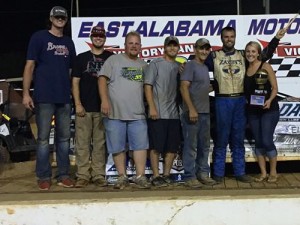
[50,6,68,18]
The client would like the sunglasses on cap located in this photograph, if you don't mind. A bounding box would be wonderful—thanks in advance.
[54,16,67,20]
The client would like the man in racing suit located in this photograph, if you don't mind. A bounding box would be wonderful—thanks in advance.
[204,26,286,183]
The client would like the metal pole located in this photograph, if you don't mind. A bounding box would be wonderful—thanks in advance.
[76,0,79,17]
[264,0,270,14]
[237,0,242,15]
[70,0,73,17]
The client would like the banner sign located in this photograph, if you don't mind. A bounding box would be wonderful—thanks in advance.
[275,101,300,152]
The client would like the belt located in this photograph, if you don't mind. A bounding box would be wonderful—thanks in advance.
[216,93,244,97]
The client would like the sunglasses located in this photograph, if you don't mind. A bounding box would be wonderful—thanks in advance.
[91,34,106,38]
[54,16,67,21]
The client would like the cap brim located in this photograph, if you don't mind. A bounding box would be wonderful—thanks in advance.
[199,43,211,48]
[165,40,179,45]
[52,14,67,17]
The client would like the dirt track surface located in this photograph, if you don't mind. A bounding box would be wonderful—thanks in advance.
[1,161,300,203]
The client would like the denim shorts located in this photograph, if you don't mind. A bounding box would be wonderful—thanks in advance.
[103,118,149,154]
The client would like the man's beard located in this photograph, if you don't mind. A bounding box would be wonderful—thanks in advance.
[93,44,104,49]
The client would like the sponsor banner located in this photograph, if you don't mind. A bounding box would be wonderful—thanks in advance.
[71,15,300,97]
[71,15,300,56]
[105,150,184,183]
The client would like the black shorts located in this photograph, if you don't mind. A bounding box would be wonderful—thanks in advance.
[147,119,181,154]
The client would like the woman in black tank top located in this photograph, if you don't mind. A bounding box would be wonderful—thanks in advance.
[244,41,280,183]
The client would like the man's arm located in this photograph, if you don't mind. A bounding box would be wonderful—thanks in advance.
[144,84,158,120]
[72,77,86,117]
[22,60,35,110]
[261,28,286,62]
[204,52,214,71]
[98,76,110,116]
[180,80,198,123]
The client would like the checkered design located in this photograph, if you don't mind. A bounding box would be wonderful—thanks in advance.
[146,56,300,78]
[268,57,300,77]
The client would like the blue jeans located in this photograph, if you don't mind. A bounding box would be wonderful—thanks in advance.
[35,103,71,181]
[181,112,211,180]
[248,110,279,158]
[213,96,246,177]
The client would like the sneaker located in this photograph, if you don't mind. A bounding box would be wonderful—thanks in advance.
[75,179,89,188]
[151,176,168,187]
[94,177,108,187]
[133,175,151,189]
[162,175,180,186]
[184,179,202,188]
[198,175,217,185]
[38,180,51,191]
[114,175,129,189]
[57,178,75,188]
[267,175,278,183]
[213,176,224,184]
[162,175,173,184]
[236,175,253,183]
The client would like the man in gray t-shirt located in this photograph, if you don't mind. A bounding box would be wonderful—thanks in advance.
[144,36,182,187]
[180,38,216,187]
[144,57,180,119]
[181,59,210,114]
[99,31,150,189]
[100,53,146,120]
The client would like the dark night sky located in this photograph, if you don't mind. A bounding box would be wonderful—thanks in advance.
[0,0,299,78]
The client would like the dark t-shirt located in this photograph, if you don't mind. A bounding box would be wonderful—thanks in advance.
[71,50,114,112]
[27,30,76,103]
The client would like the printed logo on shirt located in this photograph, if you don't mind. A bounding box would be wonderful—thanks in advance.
[86,58,105,77]
[47,42,69,56]
[219,58,243,76]
[121,67,143,82]
[222,64,241,76]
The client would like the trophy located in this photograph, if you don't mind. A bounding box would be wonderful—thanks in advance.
[250,69,268,106]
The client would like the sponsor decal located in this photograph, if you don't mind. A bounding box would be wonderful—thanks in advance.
[248,18,300,35]
[77,20,236,38]
[278,45,300,57]
[279,102,300,121]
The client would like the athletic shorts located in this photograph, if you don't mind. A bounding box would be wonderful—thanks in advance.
[103,118,149,154]
[147,119,181,154]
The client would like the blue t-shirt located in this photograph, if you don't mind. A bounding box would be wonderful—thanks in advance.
[26,30,76,103]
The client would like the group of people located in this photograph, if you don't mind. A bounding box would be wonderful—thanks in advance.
[22,6,286,191]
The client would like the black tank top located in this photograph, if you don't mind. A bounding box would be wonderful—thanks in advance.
[244,64,279,114]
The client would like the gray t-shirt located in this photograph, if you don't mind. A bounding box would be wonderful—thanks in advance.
[144,58,180,119]
[181,60,210,113]
[100,53,147,120]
